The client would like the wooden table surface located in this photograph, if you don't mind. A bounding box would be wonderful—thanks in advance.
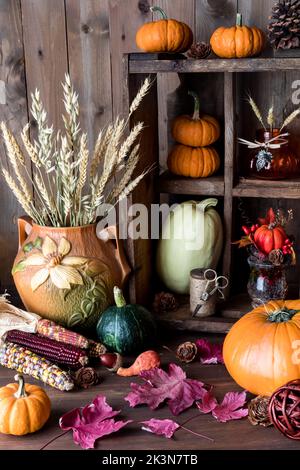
[0,332,299,451]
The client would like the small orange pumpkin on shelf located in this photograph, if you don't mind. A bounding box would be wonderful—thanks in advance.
[223,300,300,396]
[136,6,193,53]
[167,144,220,178]
[210,13,264,59]
[172,91,221,147]
[0,374,51,435]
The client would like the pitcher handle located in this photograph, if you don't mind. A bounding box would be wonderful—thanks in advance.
[18,216,33,249]
[99,225,131,285]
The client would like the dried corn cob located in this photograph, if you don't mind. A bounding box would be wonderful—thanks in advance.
[88,339,107,359]
[6,330,88,369]
[0,342,74,391]
[37,319,89,349]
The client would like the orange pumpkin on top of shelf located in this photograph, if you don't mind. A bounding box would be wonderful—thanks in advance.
[210,13,264,59]
[167,144,220,178]
[171,91,221,147]
[136,6,193,53]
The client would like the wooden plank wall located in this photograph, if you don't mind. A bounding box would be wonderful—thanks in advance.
[0,0,299,297]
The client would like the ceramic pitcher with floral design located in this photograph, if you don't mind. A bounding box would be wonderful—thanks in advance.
[12,217,131,330]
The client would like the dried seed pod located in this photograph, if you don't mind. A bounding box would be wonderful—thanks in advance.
[248,395,272,427]
[176,341,197,363]
[100,353,123,372]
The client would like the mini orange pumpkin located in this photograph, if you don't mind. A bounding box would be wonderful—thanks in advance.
[254,224,287,255]
[136,6,193,53]
[0,374,51,435]
[172,91,221,147]
[223,300,300,396]
[210,13,264,59]
[167,144,220,178]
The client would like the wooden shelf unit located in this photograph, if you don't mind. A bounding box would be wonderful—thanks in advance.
[122,54,300,332]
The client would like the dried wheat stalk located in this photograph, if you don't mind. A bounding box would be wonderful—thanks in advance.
[0,74,152,227]
[280,109,300,131]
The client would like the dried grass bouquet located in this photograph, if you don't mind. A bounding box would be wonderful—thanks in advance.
[0,74,152,227]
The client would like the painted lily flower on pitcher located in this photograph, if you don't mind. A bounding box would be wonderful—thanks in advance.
[24,236,88,291]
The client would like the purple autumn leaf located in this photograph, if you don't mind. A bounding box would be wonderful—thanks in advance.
[197,390,218,414]
[141,419,180,438]
[125,363,207,415]
[212,391,248,423]
[59,395,132,449]
[196,339,224,364]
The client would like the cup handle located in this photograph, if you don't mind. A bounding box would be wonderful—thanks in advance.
[97,225,131,285]
[18,216,33,249]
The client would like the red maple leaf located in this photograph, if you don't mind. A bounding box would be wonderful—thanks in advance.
[196,339,224,364]
[59,395,131,449]
[258,208,276,226]
[197,390,248,423]
[125,363,207,415]
[141,419,179,438]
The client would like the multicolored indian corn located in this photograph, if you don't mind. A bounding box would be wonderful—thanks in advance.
[88,339,107,359]
[0,342,74,391]
[6,330,88,369]
[37,319,89,349]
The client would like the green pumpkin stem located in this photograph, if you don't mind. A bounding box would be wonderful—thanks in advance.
[150,6,168,20]
[113,286,127,308]
[267,308,299,323]
[236,13,242,27]
[14,374,27,399]
[188,91,200,120]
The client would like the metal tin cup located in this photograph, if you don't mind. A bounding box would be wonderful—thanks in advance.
[190,268,217,318]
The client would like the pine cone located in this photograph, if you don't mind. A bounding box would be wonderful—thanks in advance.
[176,341,197,363]
[268,0,300,49]
[248,396,272,427]
[187,42,212,59]
[153,292,178,314]
[269,248,284,265]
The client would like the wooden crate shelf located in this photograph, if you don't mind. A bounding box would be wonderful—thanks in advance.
[158,294,250,334]
[233,178,300,199]
[129,55,300,74]
[159,172,224,196]
[123,52,300,331]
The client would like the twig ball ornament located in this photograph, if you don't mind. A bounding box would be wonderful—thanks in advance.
[269,380,300,440]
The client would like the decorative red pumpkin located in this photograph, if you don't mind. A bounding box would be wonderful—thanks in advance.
[254,224,287,255]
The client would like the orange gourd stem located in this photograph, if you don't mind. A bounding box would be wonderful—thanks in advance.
[236,13,242,27]
[188,91,200,120]
[150,6,168,19]
[14,374,27,399]
[117,350,161,377]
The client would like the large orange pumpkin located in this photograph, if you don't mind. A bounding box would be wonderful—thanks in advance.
[210,13,264,59]
[167,144,220,178]
[0,374,51,435]
[172,91,221,147]
[223,300,300,396]
[136,6,193,53]
[254,224,287,255]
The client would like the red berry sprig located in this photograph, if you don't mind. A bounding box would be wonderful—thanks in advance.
[242,224,259,236]
[282,238,293,255]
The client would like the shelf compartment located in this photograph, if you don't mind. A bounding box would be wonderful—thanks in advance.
[233,178,300,199]
[129,55,300,74]
[159,172,224,196]
[158,294,250,334]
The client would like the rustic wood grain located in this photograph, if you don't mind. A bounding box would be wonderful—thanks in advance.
[123,69,158,305]
[0,0,30,287]
[129,57,300,73]
[21,0,68,130]
[195,0,237,42]
[0,332,298,450]
[223,72,235,295]
[233,178,300,198]
[65,0,112,152]
[109,0,152,118]
[159,172,224,195]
